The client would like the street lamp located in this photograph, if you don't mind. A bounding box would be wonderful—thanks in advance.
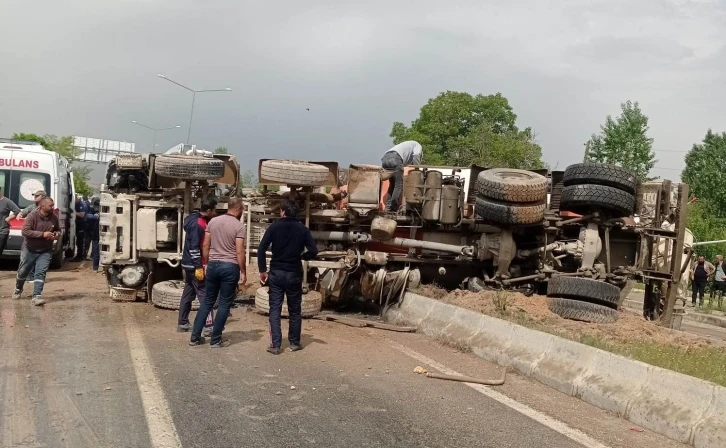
[157,74,232,144]
[131,121,181,152]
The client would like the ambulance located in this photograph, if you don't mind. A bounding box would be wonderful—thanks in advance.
[0,139,76,268]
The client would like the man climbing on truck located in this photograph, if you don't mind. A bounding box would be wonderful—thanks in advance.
[381,141,422,212]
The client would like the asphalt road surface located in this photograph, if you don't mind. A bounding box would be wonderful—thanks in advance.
[0,262,689,448]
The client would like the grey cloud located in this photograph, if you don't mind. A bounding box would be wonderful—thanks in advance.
[2,0,726,183]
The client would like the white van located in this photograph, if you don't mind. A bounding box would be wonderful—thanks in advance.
[0,139,76,268]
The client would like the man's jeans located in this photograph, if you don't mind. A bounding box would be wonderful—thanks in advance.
[0,232,9,258]
[381,152,404,212]
[268,269,303,349]
[75,227,85,259]
[16,247,52,296]
[692,280,707,305]
[191,261,239,345]
[90,239,100,271]
[179,269,213,329]
[18,246,35,280]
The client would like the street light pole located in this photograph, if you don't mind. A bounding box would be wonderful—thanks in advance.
[131,121,181,152]
[157,74,232,145]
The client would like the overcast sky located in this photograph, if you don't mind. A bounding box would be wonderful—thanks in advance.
[2,0,725,181]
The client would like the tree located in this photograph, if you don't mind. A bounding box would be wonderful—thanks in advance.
[72,166,94,197]
[12,132,92,195]
[682,129,726,216]
[239,170,258,189]
[214,146,229,154]
[586,101,657,181]
[686,199,726,262]
[446,124,546,169]
[389,91,543,168]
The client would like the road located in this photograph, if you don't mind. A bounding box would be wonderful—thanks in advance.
[0,263,688,448]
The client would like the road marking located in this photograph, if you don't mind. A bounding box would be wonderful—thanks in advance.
[391,342,611,448]
[123,307,182,448]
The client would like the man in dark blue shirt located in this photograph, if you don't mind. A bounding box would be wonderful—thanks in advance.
[258,200,318,354]
[71,196,87,262]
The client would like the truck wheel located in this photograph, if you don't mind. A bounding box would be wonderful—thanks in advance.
[474,197,545,225]
[260,160,329,187]
[476,168,548,203]
[152,280,199,311]
[560,184,635,217]
[547,297,618,323]
[254,287,322,317]
[50,249,64,269]
[154,155,225,180]
[563,163,638,195]
[546,276,619,309]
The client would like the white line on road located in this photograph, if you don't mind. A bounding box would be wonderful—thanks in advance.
[391,342,611,448]
[123,307,182,448]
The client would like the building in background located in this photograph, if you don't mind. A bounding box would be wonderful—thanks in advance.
[73,137,137,192]
[73,137,136,164]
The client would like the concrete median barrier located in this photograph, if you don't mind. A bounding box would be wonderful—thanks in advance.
[385,292,726,448]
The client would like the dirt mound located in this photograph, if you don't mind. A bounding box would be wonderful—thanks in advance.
[411,286,716,350]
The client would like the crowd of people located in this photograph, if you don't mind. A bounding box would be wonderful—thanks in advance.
[690,254,726,309]
[0,191,100,306]
[179,198,318,353]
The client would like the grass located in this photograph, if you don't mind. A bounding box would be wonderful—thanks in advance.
[505,311,726,387]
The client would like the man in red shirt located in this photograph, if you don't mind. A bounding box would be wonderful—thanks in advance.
[178,198,217,332]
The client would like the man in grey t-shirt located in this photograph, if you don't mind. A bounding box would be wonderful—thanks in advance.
[713,255,726,308]
[190,198,247,348]
[381,141,423,212]
[0,187,21,257]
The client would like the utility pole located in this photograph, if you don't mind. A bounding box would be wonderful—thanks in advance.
[583,141,591,163]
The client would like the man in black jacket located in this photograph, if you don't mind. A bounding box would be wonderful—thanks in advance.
[178,198,217,332]
[258,200,318,354]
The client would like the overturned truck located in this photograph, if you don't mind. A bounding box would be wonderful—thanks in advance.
[99,152,688,327]
[244,160,689,326]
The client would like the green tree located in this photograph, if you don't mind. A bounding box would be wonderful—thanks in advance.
[686,199,726,262]
[586,101,657,181]
[214,146,229,154]
[682,129,726,215]
[72,166,94,197]
[239,170,258,189]
[446,124,546,169]
[12,132,92,194]
[390,91,542,168]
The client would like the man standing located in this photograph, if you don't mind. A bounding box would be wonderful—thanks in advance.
[258,200,318,355]
[179,198,217,334]
[691,255,715,307]
[0,187,21,258]
[71,196,87,262]
[7,190,47,283]
[381,141,422,212]
[85,197,101,272]
[12,197,61,306]
[713,255,726,309]
[190,198,247,348]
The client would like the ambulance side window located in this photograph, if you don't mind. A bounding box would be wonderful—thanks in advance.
[13,171,51,208]
[0,171,6,193]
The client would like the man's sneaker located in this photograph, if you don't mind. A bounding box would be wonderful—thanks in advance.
[31,296,45,306]
[177,324,191,332]
[289,344,303,352]
[12,289,22,300]
[267,347,282,355]
[210,339,231,348]
[189,337,206,346]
